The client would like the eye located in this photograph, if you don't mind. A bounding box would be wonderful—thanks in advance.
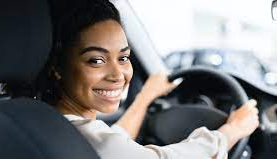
[119,55,130,63]
[87,58,105,65]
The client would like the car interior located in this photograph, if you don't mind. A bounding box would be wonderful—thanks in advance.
[1,0,277,159]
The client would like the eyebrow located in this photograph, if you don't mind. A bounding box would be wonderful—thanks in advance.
[80,46,130,55]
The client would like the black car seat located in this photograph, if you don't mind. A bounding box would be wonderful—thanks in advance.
[0,0,100,159]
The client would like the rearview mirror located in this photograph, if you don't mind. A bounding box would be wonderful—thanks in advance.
[272,0,277,20]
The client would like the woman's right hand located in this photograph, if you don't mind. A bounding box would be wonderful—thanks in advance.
[218,99,259,149]
[138,72,177,103]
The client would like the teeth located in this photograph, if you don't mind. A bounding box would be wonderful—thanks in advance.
[94,89,121,97]
[107,91,111,96]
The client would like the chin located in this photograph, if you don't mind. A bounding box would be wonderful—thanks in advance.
[100,103,120,114]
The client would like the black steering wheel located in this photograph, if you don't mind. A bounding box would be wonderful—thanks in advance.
[147,67,249,159]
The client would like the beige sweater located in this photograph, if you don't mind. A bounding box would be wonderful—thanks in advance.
[64,115,228,159]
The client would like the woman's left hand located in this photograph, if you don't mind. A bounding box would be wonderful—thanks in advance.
[218,99,259,149]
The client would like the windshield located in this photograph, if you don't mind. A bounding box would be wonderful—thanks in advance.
[129,0,277,72]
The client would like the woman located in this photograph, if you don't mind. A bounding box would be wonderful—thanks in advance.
[42,0,259,158]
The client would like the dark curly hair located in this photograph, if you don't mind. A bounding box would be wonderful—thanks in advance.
[38,0,121,104]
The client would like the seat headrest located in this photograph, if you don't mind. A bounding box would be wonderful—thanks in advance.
[0,0,52,82]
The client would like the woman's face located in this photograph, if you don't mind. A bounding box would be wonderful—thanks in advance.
[59,20,133,114]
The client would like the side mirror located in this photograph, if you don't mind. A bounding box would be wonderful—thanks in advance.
[272,0,277,20]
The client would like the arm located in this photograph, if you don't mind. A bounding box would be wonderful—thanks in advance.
[115,73,177,139]
[73,100,258,159]
[77,119,229,159]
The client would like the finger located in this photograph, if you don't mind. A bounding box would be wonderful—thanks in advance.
[254,119,260,127]
[245,99,257,109]
[170,82,178,89]
[165,83,177,94]
[252,108,259,115]
[252,113,259,121]
[254,116,259,121]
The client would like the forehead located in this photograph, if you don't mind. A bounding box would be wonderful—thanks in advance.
[78,20,128,48]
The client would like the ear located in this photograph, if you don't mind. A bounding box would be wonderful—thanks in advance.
[51,66,62,80]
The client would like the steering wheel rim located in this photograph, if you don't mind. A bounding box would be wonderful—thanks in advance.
[148,67,249,159]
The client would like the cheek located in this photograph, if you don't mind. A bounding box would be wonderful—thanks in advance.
[123,64,133,83]
[80,67,106,86]
[65,63,105,89]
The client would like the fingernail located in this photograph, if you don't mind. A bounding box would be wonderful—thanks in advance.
[172,78,183,86]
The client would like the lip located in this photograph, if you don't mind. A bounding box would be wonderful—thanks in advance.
[92,88,123,104]
[94,84,125,91]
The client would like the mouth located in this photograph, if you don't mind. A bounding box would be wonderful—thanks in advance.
[93,89,122,97]
[92,88,123,104]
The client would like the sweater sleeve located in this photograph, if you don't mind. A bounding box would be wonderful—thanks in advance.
[110,124,131,139]
[74,120,228,159]
[145,127,228,159]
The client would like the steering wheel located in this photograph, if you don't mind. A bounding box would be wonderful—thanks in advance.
[147,67,249,159]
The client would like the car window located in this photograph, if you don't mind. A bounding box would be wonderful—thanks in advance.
[129,0,277,72]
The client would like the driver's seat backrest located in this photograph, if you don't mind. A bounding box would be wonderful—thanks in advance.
[0,0,99,158]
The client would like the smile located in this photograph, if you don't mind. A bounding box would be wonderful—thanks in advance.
[93,89,122,98]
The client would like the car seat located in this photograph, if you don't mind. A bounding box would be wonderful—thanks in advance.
[0,0,100,158]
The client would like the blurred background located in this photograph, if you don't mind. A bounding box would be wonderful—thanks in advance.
[129,0,277,72]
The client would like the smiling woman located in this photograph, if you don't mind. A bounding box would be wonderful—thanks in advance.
[37,0,259,159]
[55,19,133,117]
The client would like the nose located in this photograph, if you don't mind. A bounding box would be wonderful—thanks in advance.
[105,62,124,83]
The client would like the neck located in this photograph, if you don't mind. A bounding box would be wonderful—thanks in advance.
[56,97,97,120]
